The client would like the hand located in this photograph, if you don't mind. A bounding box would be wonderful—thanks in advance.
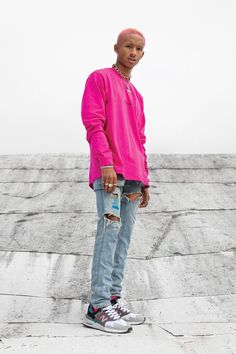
[139,187,150,208]
[101,167,117,193]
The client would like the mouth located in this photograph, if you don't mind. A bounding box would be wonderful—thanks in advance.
[128,58,137,64]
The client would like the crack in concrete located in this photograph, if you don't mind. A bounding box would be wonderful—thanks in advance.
[23,333,113,338]
[158,325,184,337]
[146,215,174,259]
[129,294,236,301]
[158,325,233,338]
[0,248,234,260]
[0,208,236,216]
[0,249,93,257]
[10,225,22,248]
[1,181,236,185]
[0,167,89,170]
[158,324,236,337]
[0,323,234,340]
[1,166,236,170]
[152,249,236,258]
[0,292,234,302]
[0,181,86,184]
[1,185,59,199]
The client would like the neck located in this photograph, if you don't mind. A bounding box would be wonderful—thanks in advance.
[115,61,132,78]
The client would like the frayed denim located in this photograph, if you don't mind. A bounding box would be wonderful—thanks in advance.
[89,173,144,307]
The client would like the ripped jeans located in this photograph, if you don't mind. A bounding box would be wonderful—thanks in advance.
[89,173,144,308]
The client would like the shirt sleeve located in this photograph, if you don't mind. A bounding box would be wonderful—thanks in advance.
[81,71,114,167]
[139,96,149,180]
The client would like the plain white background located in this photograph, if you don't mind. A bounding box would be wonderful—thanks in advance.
[0,0,235,154]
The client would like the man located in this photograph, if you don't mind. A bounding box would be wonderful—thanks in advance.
[81,28,150,333]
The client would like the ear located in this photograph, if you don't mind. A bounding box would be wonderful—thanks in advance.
[114,44,118,53]
[141,51,145,58]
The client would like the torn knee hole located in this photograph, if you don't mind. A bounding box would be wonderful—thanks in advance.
[124,192,142,201]
[111,193,118,197]
[105,213,120,222]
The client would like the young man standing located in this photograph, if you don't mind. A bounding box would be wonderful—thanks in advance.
[81,28,150,333]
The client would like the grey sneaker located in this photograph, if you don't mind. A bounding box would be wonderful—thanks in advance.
[82,303,132,333]
[112,298,145,325]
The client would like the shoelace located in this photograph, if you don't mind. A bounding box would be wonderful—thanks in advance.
[113,301,130,314]
[103,305,120,320]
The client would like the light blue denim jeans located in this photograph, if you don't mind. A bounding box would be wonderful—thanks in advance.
[90,173,144,308]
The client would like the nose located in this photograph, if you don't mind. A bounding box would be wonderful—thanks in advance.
[130,47,137,56]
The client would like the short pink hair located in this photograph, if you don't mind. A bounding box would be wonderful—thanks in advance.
[116,28,145,46]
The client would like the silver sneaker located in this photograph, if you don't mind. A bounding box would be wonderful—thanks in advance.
[112,299,145,325]
[82,304,132,333]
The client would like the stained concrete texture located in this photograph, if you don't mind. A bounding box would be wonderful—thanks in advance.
[0,153,236,354]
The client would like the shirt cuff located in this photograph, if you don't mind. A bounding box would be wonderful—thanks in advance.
[100,165,114,169]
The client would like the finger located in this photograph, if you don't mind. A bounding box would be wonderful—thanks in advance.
[139,200,148,208]
[112,178,117,192]
[102,175,108,190]
[110,176,117,192]
[108,184,113,193]
[104,180,109,192]
[107,179,113,193]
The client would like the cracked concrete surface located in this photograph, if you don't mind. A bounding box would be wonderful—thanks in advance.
[0,154,236,354]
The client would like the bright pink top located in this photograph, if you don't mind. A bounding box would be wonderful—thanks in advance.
[81,67,149,190]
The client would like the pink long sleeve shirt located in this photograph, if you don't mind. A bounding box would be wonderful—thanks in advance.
[81,66,149,190]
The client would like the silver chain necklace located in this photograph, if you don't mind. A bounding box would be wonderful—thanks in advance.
[112,64,132,92]
[112,64,131,81]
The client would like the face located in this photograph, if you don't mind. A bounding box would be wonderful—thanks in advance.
[114,33,145,70]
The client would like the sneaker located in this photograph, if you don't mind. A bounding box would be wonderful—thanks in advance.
[82,303,132,333]
[111,296,145,325]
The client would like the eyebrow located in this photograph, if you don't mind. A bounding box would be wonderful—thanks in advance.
[124,42,144,48]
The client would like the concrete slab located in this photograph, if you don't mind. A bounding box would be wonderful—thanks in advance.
[0,325,235,354]
[0,211,235,258]
[0,250,235,300]
[0,154,90,169]
[0,166,236,183]
[0,213,169,259]
[0,153,236,168]
[157,322,236,336]
[0,181,236,214]
[0,329,189,354]
[1,321,236,338]
[1,294,235,324]
[0,153,235,354]
[151,210,236,258]
[0,295,82,323]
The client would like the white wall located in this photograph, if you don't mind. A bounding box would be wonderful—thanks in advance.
[0,0,235,154]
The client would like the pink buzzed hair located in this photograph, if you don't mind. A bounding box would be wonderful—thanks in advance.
[116,28,145,46]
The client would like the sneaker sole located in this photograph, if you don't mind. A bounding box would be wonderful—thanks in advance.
[82,318,133,334]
